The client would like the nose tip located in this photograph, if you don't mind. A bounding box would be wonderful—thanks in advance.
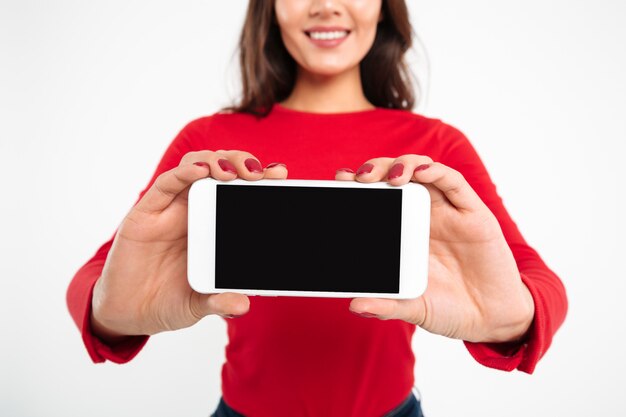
[310,0,342,17]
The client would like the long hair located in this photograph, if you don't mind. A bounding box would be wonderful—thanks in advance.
[224,0,417,117]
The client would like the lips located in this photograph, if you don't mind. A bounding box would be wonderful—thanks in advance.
[303,26,351,47]
[306,30,349,40]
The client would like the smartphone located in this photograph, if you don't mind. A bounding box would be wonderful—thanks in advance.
[187,178,430,299]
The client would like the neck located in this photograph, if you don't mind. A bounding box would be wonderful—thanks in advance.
[280,66,374,113]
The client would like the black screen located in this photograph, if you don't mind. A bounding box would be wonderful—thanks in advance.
[215,185,402,293]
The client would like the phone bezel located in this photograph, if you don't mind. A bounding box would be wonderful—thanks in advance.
[188,178,430,299]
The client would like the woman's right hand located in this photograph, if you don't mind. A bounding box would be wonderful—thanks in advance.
[91,150,288,342]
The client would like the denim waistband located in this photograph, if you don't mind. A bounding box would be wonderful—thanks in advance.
[210,392,423,417]
[383,392,422,417]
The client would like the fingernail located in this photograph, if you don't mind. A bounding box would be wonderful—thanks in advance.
[221,314,244,319]
[336,168,355,173]
[414,164,430,173]
[193,161,209,168]
[387,163,405,180]
[265,162,286,169]
[356,163,374,176]
[350,310,379,319]
[218,159,237,174]
[245,158,263,173]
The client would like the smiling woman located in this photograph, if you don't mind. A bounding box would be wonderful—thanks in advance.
[66,1,568,417]
[226,0,415,116]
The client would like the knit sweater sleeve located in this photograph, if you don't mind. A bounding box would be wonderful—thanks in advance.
[66,118,204,363]
[436,123,568,374]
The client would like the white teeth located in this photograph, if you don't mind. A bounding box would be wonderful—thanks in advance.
[309,31,348,40]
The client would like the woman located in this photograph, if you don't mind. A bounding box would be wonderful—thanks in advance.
[67,1,568,416]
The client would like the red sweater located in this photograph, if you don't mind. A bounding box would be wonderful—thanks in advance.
[67,103,567,417]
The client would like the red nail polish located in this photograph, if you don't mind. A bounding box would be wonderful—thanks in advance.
[356,163,374,176]
[350,310,378,319]
[387,163,405,180]
[265,162,286,169]
[218,159,237,174]
[193,161,209,168]
[414,164,430,173]
[245,158,263,173]
[336,168,355,173]
[222,314,244,319]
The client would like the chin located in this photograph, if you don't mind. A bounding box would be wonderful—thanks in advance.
[303,62,359,78]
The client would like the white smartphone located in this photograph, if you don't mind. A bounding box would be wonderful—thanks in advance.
[187,178,430,299]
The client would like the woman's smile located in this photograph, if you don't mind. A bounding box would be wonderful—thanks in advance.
[304,26,351,48]
[276,0,382,76]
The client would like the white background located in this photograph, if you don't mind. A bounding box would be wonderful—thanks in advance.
[1,1,625,416]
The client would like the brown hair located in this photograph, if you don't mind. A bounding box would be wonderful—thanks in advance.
[224,0,417,117]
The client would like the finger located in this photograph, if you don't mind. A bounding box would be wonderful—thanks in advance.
[349,297,427,326]
[411,162,484,211]
[180,150,238,181]
[191,291,251,319]
[216,150,265,181]
[179,150,214,165]
[135,162,210,213]
[385,154,434,186]
[354,158,395,183]
[262,162,288,179]
[334,167,355,181]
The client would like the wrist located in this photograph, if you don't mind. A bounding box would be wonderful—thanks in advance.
[487,282,535,343]
[91,276,136,344]
[90,311,134,345]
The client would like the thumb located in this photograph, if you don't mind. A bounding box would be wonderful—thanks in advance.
[191,292,251,319]
[349,296,427,326]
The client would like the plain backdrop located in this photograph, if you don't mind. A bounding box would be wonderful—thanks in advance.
[1,1,625,416]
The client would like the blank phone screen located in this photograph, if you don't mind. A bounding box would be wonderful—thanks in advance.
[215,185,402,293]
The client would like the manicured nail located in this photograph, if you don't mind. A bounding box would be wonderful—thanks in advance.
[387,163,405,180]
[265,162,286,169]
[245,158,263,173]
[221,314,244,319]
[218,159,237,174]
[193,161,210,168]
[414,164,430,173]
[356,163,374,176]
[350,310,379,319]
[336,168,355,173]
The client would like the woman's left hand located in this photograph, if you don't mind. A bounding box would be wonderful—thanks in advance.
[336,155,535,343]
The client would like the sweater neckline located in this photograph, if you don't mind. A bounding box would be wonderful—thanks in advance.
[272,102,382,117]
